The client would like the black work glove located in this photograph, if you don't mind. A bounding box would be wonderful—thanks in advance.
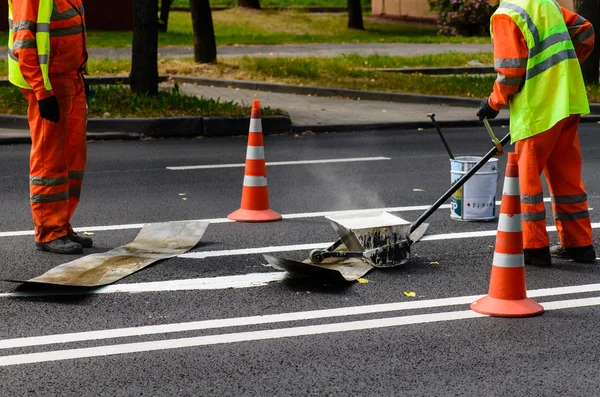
[38,95,60,123]
[477,98,499,121]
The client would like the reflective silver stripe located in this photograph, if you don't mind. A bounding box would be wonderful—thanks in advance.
[493,252,525,268]
[12,39,36,50]
[497,213,522,233]
[12,20,37,33]
[494,58,528,69]
[553,194,587,205]
[500,2,540,47]
[30,191,68,203]
[496,73,524,86]
[522,210,546,222]
[249,119,262,133]
[8,49,46,65]
[50,24,85,37]
[526,49,577,80]
[531,31,572,57]
[68,171,85,180]
[51,4,84,21]
[568,16,587,36]
[555,210,589,221]
[572,27,594,44]
[243,176,267,187]
[502,176,520,196]
[246,146,265,160]
[29,176,68,186]
[69,187,81,197]
[521,192,543,204]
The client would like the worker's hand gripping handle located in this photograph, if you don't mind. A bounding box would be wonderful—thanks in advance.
[483,118,504,156]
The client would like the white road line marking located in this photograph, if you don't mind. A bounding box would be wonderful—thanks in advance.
[2,283,600,350]
[0,198,557,238]
[0,273,288,299]
[166,157,391,170]
[2,296,600,367]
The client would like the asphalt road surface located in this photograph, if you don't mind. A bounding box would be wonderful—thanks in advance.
[1,123,600,396]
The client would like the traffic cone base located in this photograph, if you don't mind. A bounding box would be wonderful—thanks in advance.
[227,208,282,222]
[470,296,544,318]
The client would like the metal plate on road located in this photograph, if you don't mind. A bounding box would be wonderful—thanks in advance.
[263,251,373,282]
[10,221,209,287]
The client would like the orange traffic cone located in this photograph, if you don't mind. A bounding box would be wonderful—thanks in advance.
[228,100,282,222]
[470,152,544,317]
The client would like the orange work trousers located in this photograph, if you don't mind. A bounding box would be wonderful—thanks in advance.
[22,75,87,243]
[515,114,592,250]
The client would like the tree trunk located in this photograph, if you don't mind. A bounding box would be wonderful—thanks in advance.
[130,0,159,94]
[190,0,217,63]
[347,0,364,30]
[574,0,600,84]
[237,0,261,9]
[159,0,174,32]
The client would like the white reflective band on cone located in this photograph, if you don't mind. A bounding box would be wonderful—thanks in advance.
[502,177,520,196]
[497,213,522,233]
[244,176,268,187]
[249,119,262,133]
[246,146,265,160]
[492,252,525,268]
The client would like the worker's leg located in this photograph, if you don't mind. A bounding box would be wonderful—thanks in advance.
[515,120,564,250]
[544,115,593,249]
[63,76,88,234]
[23,87,72,244]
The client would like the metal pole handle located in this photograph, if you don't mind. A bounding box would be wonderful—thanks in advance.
[427,113,455,160]
[482,118,504,156]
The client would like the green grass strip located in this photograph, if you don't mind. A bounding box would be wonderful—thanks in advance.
[0,84,284,118]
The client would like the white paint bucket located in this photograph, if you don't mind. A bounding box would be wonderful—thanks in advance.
[450,156,498,221]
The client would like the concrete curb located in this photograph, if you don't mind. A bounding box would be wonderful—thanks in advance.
[0,75,598,144]
[170,75,485,108]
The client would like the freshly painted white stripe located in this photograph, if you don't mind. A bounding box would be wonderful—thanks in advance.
[497,213,522,233]
[249,118,262,132]
[3,296,600,367]
[4,283,600,349]
[0,199,560,238]
[180,242,331,259]
[0,296,485,350]
[0,273,288,299]
[245,146,264,160]
[243,175,267,187]
[502,176,520,196]
[0,310,484,366]
[166,156,391,171]
[492,252,524,268]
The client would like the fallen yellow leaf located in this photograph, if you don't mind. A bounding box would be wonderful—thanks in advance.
[430,261,439,265]
[403,291,416,297]
[356,278,369,284]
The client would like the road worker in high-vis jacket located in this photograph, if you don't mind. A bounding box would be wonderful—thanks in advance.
[8,0,91,254]
[477,0,595,266]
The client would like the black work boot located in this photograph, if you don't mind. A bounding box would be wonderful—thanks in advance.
[524,246,552,267]
[550,245,596,263]
[68,232,93,248]
[35,236,83,254]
